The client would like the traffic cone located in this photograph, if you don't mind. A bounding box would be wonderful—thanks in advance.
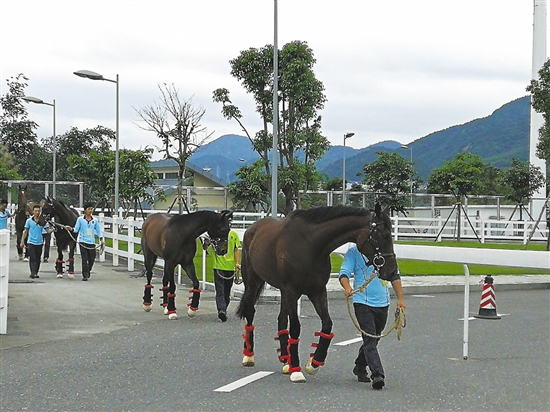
[474,275,501,320]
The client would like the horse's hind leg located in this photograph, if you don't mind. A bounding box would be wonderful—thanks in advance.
[305,289,334,376]
[142,251,157,312]
[284,291,306,383]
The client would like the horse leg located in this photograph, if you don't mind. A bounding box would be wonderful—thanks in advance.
[55,245,65,278]
[305,290,334,376]
[164,263,178,320]
[142,253,157,312]
[286,292,306,383]
[181,262,201,318]
[16,232,23,259]
[67,243,75,279]
[276,303,290,374]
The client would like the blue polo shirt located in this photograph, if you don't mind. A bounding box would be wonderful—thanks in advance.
[24,217,45,245]
[73,216,102,244]
[0,209,10,230]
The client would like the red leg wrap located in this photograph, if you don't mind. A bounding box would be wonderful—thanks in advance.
[314,331,335,339]
[243,324,255,357]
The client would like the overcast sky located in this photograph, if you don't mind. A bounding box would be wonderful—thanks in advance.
[0,0,546,159]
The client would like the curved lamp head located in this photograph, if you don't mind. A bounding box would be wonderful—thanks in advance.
[344,132,355,139]
[74,70,104,80]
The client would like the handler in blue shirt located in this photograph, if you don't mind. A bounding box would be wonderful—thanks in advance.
[0,199,10,230]
[339,244,405,390]
[20,204,54,279]
[65,202,104,281]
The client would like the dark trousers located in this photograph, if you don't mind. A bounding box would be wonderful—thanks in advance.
[27,243,43,276]
[79,243,96,279]
[42,232,51,259]
[354,303,389,378]
[214,269,234,312]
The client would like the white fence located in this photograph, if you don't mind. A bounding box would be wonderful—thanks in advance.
[0,229,10,334]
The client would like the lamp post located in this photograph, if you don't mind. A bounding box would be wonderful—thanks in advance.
[74,70,120,214]
[23,96,56,197]
[401,145,413,200]
[342,132,355,205]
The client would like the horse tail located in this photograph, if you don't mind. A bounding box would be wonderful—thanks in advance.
[236,247,265,320]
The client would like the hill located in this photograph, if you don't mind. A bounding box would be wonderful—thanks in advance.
[190,96,532,184]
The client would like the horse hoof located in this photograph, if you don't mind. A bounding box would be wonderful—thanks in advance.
[143,304,152,312]
[187,308,197,318]
[282,364,290,374]
[168,312,178,320]
[242,356,255,367]
[290,371,306,383]
[305,358,319,376]
[164,307,169,315]
[67,273,74,280]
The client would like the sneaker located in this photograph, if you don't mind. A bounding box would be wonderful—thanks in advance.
[56,274,63,279]
[218,310,227,322]
[353,365,371,383]
[82,277,88,281]
[43,257,48,263]
[372,375,385,390]
[29,274,36,279]
[23,257,29,262]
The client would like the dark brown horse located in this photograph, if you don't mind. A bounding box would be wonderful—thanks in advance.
[141,210,233,320]
[237,203,398,382]
[40,197,79,278]
[15,185,33,260]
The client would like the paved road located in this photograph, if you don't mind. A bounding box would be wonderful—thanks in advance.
[1,251,549,411]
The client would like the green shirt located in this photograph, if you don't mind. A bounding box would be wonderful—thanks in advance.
[210,230,241,271]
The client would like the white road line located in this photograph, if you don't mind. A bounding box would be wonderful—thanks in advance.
[334,337,363,346]
[214,371,274,392]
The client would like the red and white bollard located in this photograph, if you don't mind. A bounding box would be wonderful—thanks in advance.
[474,275,501,320]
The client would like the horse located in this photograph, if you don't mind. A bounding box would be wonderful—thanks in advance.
[40,197,79,278]
[236,203,398,383]
[15,185,33,260]
[141,210,233,320]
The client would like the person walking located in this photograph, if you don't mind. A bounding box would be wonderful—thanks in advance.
[64,202,104,281]
[20,204,54,279]
[0,199,10,230]
[339,243,406,390]
[39,199,52,263]
[207,229,241,322]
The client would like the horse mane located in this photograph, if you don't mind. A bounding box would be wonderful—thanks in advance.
[288,206,370,225]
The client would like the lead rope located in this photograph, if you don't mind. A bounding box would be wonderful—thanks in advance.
[48,220,104,252]
[344,255,406,340]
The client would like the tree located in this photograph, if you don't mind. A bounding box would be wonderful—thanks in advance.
[213,40,329,215]
[228,160,270,211]
[68,148,164,217]
[498,158,545,220]
[0,144,19,198]
[135,83,212,214]
[362,151,421,215]
[526,58,550,162]
[0,74,38,173]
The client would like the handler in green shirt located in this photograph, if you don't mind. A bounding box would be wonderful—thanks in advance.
[208,229,241,322]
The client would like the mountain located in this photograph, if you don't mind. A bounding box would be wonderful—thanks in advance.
[189,96,532,184]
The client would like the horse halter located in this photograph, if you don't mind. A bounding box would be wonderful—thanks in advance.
[358,212,396,270]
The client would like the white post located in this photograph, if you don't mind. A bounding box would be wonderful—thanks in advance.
[530,0,548,216]
[99,213,106,262]
[462,264,470,360]
[202,238,207,289]
[112,210,120,267]
[128,217,134,272]
[0,229,10,334]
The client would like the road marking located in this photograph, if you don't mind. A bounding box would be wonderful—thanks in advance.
[411,294,435,298]
[214,371,274,392]
[335,337,363,346]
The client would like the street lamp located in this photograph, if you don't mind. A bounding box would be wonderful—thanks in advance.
[342,132,355,205]
[23,96,56,198]
[401,145,413,199]
[74,70,120,214]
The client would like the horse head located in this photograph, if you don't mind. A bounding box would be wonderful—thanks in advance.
[356,203,398,281]
[17,185,28,211]
[207,210,233,255]
[40,197,57,221]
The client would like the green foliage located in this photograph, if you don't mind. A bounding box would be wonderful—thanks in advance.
[214,40,329,214]
[427,153,488,199]
[526,58,550,162]
[498,158,545,205]
[0,74,39,173]
[362,151,421,213]
[228,160,270,211]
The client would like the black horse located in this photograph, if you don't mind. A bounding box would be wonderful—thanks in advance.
[237,203,398,382]
[41,197,79,278]
[15,185,32,260]
[141,210,233,320]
